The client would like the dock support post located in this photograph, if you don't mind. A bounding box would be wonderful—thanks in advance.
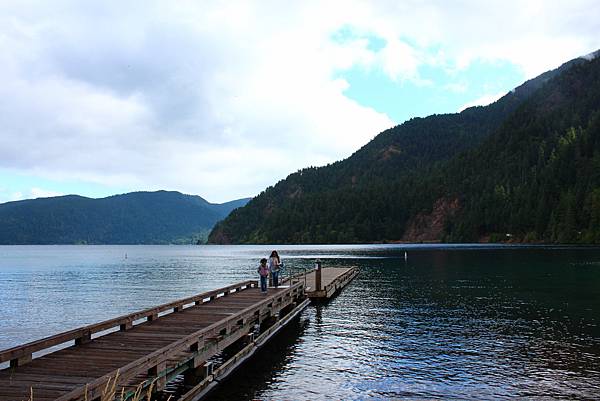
[315,259,322,291]
[148,361,166,391]
[204,361,214,378]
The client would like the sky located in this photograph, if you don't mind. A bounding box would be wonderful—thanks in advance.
[0,1,599,203]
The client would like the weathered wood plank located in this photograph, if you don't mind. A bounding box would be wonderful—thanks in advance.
[0,280,257,364]
[0,283,302,401]
[303,267,358,299]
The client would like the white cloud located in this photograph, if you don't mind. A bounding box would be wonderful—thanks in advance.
[445,82,468,94]
[377,38,421,82]
[459,91,507,112]
[8,192,24,202]
[30,188,64,199]
[0,188,64,203]
[0,0,598,202]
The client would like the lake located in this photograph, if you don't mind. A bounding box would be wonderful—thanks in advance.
[1,244,599,399]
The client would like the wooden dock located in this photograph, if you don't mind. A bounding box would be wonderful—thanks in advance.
[305,266,358,299]
[0,266,358,401]
[286,266,358,300]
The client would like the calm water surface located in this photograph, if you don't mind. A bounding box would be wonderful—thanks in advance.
[1,244,600,399]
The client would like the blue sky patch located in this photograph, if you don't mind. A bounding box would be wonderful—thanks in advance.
[331,25,386,52]
[336,58,525,124]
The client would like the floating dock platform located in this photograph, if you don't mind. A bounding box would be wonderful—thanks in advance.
[0,266,358,401]
[302,266,358,299]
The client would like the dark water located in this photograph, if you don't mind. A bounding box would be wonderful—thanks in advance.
[1,245,600,399]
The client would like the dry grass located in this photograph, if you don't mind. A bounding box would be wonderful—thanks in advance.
[101,370,120,401]
[98,371,159,401]
[25,371,173,401]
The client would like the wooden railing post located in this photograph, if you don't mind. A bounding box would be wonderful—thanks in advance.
[10,354,32,368]
[75,332,91,345]
[120,322,132,331]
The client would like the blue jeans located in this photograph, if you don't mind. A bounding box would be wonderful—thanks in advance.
[260,275,267,292]
[272,271,279,287]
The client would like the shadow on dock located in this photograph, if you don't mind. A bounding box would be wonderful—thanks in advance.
[199,317,310,401]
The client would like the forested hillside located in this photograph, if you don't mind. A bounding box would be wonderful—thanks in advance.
[440,53,600,243]
[0,191,249,244]
[209,51,600,244]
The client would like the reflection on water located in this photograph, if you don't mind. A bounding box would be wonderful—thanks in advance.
[1,245,600,399]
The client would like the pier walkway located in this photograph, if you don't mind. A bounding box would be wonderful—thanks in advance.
[286,266,358,300]
[0,266,358,401]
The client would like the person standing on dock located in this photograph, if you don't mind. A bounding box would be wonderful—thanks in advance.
[258,258,269,293]
[268,250,282,287]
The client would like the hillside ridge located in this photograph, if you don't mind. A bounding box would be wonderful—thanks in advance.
[0,190,250,244]
[209,50,600,244]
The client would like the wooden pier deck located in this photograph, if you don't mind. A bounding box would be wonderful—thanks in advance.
[288,266,358,300]
[0,266,358,401]
[0,281,305,401]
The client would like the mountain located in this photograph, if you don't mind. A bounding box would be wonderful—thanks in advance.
[0,191,251,244]
[438,51,600,243]
[209,51,600,244]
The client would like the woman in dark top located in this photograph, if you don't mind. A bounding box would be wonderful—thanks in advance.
[268,250,281,287]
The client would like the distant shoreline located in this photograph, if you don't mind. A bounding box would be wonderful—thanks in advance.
[2,242,600,248]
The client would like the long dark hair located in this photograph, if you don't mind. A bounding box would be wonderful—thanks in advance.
[270,250,280,262]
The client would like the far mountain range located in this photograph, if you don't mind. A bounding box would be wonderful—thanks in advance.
[0,191,250,244]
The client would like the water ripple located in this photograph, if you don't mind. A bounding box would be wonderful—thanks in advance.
[2,245,600,399]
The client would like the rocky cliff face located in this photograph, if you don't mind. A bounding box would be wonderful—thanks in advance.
[207,225,231,245]
[401,198,460,242]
